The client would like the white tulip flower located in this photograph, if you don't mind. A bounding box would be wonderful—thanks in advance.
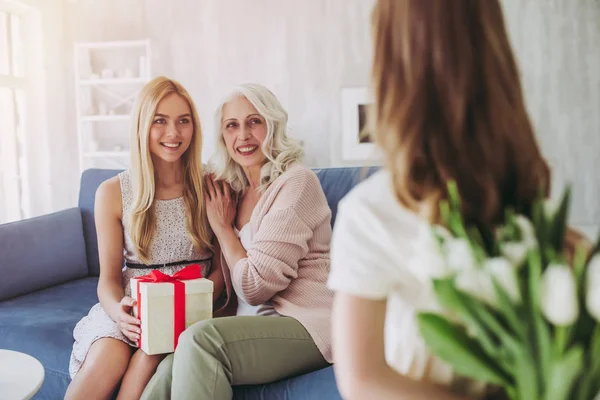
[544,197,560,220]
[515,215,536,245]
[586,255,600,321]
[484,257,521,304]
[413,251,451,281]
[411,224,451,280]
[540,264,579,326]
[500,242,529,268]
[446,238,478,272]
[500,215,538,267]
[455,268,496,307]
[432,225,453,242]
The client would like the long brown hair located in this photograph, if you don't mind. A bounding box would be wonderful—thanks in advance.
[370,0,550,227]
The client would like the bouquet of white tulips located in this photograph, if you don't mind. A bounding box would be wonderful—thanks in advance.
[416,183,600,400]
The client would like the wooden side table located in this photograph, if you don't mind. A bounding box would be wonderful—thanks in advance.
[0,350,44,400]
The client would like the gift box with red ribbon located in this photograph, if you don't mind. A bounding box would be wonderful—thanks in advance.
[130,264,213,355]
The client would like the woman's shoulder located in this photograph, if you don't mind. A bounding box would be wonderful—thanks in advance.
[97,175,122,199]
[339,169,421,231]
[277,163,318,186]
[329,170,422,297]
[340,169,392,207]
[95,175,123,217]
[266,163,321,199]
[272,163,323,198]
[260,164,328,220]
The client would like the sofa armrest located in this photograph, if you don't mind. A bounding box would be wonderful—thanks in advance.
[0,208,89,301]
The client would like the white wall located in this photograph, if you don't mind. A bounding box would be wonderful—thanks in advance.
[502,0,600,238]
[49,0,148,212]
[51,0,599,237]
[143,0,375,169]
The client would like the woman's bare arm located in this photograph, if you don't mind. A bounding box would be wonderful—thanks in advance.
[332,292,470,400]
[95,177,128,321]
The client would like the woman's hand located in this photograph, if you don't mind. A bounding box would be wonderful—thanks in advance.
[204,175,236,237]
[117,296,141,343]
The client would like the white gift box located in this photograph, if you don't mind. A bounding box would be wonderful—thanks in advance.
[131,276,213,355]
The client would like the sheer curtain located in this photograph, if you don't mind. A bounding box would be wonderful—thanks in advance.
[0,0,50,224]
[0,9,28,223]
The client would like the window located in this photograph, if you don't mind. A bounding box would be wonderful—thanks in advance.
[0,1,38,223]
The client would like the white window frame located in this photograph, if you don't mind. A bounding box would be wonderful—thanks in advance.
[0,0,51,222]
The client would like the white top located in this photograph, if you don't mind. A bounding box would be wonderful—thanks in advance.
[0,349,45,400]
[234,224,279,317]
[327,170,485,396]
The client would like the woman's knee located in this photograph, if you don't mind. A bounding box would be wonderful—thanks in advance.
[139,354,174,400]
[136,350,166,367]
[81,338,132,378]
[144,354,174,385]
[177,319,224,355]
[155,353,174,374]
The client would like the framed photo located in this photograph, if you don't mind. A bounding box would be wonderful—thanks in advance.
[340,87,379,162]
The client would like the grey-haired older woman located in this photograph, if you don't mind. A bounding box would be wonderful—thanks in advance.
[141,84,334,400]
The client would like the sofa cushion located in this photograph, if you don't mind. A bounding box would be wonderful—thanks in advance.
[0,208,89,301]
[0,276,340,399]
[233,365,342,400]
[314,166,378,225]
[0,277,99,399]
[78,169,121,276]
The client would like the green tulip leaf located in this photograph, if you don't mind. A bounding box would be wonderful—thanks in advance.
[432,279,500,359]
[573,244,588,287]
[548,186,571,253]
[528,250,552,387]
[417,313,511,386]
[575,326,600,400]
[532,200,548,264]
[440,200,451,227]
[592,233,600,258]
[491,278,526,340]
[545,345,583,400]
[512,345,540,400]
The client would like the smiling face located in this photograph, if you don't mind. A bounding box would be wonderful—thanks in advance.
[148,93,194,164]
[221,96,268,169]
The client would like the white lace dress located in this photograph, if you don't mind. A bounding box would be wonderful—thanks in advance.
[69,170,213,378]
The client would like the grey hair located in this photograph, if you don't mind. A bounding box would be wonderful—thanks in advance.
[209,83,304,193]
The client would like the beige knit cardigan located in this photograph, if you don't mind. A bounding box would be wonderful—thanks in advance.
[217,163,334,362]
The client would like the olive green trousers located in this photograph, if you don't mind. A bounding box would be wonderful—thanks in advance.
[140,316,328,400]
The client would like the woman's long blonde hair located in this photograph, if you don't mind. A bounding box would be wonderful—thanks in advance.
[209,83,304,194]
[128,76,211,263]
[370,0,550,227]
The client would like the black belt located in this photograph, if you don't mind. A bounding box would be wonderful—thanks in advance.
[125,258,211,269]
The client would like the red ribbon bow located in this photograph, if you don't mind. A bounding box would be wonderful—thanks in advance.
[134,264,202,351]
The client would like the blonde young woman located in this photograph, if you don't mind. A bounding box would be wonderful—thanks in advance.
[65,77,224,400]
[141,83,334,400]
[328,1,588,399]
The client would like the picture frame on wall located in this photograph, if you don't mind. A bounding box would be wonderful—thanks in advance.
[340,87,380,162]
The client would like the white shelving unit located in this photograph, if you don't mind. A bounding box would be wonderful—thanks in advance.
[74,39,151,173]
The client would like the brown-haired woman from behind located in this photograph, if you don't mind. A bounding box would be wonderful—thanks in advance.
[327,1,588,399]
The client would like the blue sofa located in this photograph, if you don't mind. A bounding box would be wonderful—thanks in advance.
[0,166,376,399]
